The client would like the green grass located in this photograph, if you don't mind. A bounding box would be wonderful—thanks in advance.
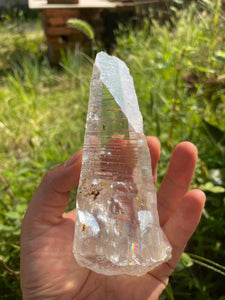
[0,1,225,299]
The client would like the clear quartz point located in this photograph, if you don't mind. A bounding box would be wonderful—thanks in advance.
[73,52,172,276]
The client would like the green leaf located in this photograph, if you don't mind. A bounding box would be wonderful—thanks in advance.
[212,56,225,62]
[184,46,197,54]
[199,182,225,193]
[0,199,9,210]
[181,253,194,268]
[173,0,183,4]
[203,120,225,148]
[0,224,14,231]
[16,203,27,213]
[5,211,20,219]
[165,283,175,300]
[195,66,217,73]
[213,50,225,62]
[156,62,169,69]
[209,168,225,187]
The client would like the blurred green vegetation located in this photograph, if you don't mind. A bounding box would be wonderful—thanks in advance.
[0,1,225,299]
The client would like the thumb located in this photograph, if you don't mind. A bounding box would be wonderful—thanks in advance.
[23,150,82,226]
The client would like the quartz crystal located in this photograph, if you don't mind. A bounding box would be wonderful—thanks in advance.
[73,52,172,276]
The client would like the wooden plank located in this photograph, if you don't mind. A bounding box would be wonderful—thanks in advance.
[116,0,170,6]
[45,26,78,36]
[47,17,65,26]
[46,15,79,26]
[42,8,80,16]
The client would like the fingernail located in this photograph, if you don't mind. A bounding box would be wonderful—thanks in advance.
[64,150,82,168]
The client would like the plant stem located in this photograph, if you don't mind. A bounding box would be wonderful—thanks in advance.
[0,257,20,276]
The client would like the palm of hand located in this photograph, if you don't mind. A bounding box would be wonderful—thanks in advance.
[22,214,165,300]
[20,138,205,300]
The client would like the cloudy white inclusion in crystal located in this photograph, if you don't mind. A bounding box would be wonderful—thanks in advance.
[95,52,143,133]
[73,52,172,277]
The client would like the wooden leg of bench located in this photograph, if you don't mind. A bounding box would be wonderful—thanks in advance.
[41,9,81,64]
[46,36,62,65]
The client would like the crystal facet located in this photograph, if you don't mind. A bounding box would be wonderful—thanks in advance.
[73,52,172,276]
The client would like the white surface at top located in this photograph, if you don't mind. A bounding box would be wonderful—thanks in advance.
[29,0,158,9]
[29,0,119,9]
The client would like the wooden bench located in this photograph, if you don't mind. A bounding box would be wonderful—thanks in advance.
[29,0,169,64]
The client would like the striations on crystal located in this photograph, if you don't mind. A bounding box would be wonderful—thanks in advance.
[73,51,172,276]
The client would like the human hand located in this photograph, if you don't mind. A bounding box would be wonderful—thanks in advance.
[20,137,205,300]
